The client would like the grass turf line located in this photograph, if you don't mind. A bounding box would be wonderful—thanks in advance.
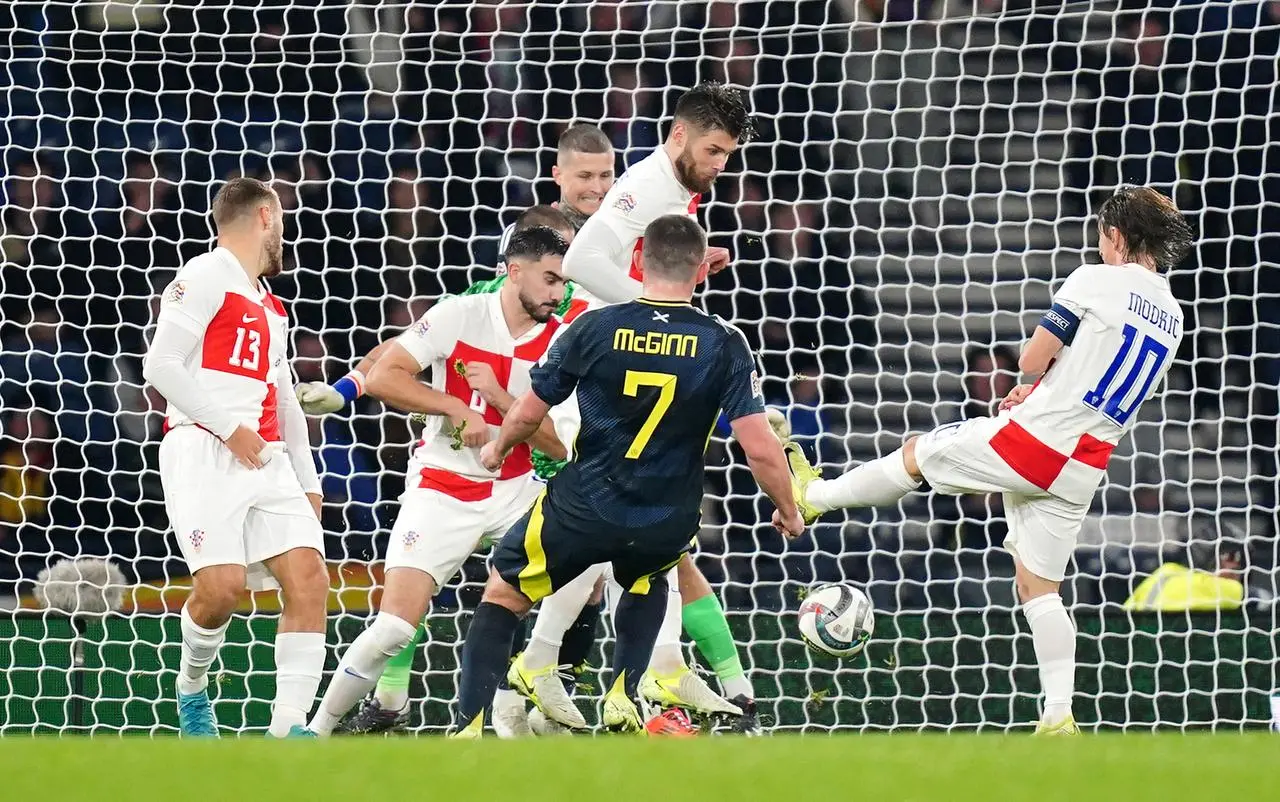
[0,733,1271,802]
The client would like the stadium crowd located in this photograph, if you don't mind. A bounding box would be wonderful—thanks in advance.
[1,0,1278,610]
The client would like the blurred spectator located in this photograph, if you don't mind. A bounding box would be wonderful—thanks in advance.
[1,152,69,269]
[602,64,662,165]
[294,334,380,541]
[1075,15,1184,197]
[962,344,1019,419]
[0,309,117,447]
[0,408,58,594]
[1124,524,1273,611]
[0,409,54,540]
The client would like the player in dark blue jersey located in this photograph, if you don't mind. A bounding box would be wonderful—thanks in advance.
[451,215,805,735]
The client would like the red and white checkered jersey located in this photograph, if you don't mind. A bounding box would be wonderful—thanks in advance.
[396,292,566,489]
[996,263,1184,505]
[155,248,289,441]
[579,148,701,299]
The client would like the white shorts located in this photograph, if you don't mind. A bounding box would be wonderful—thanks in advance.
[914,417,1089,582]
[159,427,323,591]
[386,474,543,590]
[549,392,582,461]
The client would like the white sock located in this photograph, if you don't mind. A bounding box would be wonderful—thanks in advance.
[374,686,410,712]
[1022,593,1076,724]
[806,448,921,512]
[268,631,326,737]
[649,577,685,675]
[308,613,417,736]
[722,675,754,700]
[178,603,229,697]
[493,688,523,713]
[526,565,604,669]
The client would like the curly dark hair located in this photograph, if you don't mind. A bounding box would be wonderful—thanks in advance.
[1097,185,1194,271]
[674,81,757,144]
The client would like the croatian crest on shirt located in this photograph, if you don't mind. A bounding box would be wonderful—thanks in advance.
[613,192,637,214]
[165,280,187,306]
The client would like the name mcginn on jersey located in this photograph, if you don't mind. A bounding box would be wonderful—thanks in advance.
[612,328,699,358]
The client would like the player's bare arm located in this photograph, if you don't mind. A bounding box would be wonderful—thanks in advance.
[1018,325,1065,376]
[478,389,550,471]
[365,342,488,447]
[733,412,804,539]
[464,362,566,460]
[276,366,324,519]
[1000,326,1068,411]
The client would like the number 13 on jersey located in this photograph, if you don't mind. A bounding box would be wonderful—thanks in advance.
[1082,323,1170,426]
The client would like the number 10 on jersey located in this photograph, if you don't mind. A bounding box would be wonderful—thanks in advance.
[1082,323,1169,426]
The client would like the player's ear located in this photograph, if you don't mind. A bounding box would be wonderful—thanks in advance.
[670,120,686,147]
[551,164,562,184]
[695,260,710,284]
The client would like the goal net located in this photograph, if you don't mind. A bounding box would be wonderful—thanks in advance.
[2,1,1277,734]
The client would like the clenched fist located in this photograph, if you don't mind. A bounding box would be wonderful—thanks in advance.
[295,382,346,415]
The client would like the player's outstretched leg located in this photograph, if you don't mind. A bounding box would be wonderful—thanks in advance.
[605,572,673,733]
[636,565,742,721]
[453,574,539,738]
[176,565,241,738]
[264,545,329,738]
[791,439,922,521]
[677,559,760,734]
[307,568,431,736]
[1016,559,1079,735]
[507,565,602,731]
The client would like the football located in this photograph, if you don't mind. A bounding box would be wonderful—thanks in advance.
[798,583,875,658]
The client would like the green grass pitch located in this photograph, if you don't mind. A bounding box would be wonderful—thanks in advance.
[1,733,1272,802]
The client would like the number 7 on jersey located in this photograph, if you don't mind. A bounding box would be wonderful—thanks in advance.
[622,370,677,459]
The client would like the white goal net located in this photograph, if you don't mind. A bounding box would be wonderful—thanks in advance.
[1,1,1277,734]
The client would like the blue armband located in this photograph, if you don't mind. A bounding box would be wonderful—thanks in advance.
[332,371,365,404]
[1039,303,1081,345]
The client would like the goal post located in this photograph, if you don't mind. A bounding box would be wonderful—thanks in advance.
[1,1,1276,733]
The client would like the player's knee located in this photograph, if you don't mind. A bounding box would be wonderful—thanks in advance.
[281,555,331,614]
[901,437,923,482]
[189,580,242,623]
[369,612,418,655]
[481,571,533,616]
[1015,572,1059,605]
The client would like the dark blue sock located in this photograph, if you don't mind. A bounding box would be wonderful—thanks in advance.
[557,601,602,692]
[496,617,530,691]
[610,575,669,700]
[454,602,521,730]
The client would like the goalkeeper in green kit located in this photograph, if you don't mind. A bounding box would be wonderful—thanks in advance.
[297,124,762,735]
